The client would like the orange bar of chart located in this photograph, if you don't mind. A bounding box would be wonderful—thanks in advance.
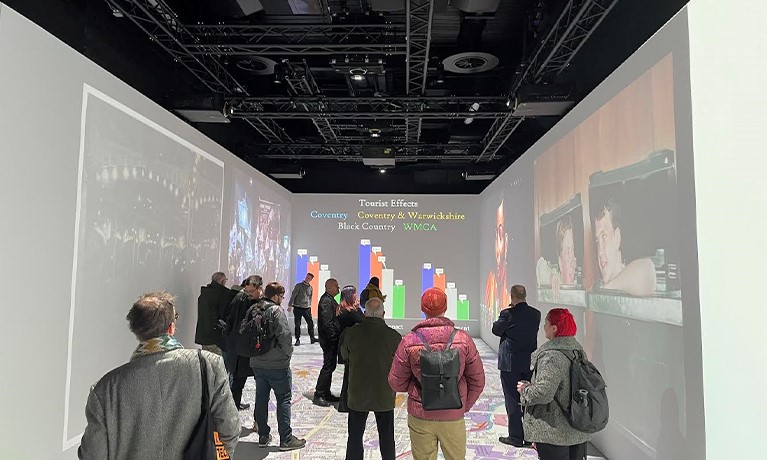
[433,268,446,291]
[308,257,320,316]
[369,246,384,282]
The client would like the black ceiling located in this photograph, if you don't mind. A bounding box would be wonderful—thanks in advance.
[10,0,688,194]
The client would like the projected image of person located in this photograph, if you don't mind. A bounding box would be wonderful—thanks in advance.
[592,197,656,296]
[485,199,511,318]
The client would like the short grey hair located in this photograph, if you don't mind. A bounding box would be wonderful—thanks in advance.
[211,272,227,284]
[365,298,385,318]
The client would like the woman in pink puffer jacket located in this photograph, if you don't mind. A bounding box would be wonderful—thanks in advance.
[388,287,486,460]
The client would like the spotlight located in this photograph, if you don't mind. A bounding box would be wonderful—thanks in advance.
[435,63,445,84]
[464,102,481,125]
[380,169,386,174]
[369,128,382,138]
[350,68,368,81]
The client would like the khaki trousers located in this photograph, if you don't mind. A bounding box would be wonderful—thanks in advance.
[407,415,467,460]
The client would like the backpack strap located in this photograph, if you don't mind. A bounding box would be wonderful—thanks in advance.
[413,330,431,352]
[445,328,459,349]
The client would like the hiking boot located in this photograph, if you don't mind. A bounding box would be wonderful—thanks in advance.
[280,436,306,451]
[258,434,272,447]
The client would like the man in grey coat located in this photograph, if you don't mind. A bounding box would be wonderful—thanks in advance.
[287,272,317,345]
[78,291,240,460]
[250,282,306,451]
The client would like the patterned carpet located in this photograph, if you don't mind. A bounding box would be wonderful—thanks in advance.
[232,339,539,459]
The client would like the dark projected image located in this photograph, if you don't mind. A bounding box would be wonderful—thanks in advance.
[67,89,223,442]
[588,150,682,324]
[536,194,586,306]
[227,171,290,288]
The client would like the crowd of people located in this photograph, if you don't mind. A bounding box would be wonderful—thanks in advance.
[78,271,599,460]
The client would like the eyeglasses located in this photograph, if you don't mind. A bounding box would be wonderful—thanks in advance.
[174,311,179,320]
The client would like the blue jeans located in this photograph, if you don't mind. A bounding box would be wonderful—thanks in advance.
[252,367,294,443]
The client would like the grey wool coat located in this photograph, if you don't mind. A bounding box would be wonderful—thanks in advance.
[520,336,592,446]
[78,349,240,460]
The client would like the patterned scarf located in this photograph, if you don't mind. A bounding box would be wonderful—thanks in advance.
[130,334,184,361]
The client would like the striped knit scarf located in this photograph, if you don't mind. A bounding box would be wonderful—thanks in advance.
[130,334,183,361]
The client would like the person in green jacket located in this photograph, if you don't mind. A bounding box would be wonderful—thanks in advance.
[341,297,402,460]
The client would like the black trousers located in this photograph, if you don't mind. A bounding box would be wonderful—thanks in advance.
[536,442,587,460]
[293,307,315,340]
[315,342,338,397]
[501,369,531,442]
[346,409,395,460]
[230,355,252,408]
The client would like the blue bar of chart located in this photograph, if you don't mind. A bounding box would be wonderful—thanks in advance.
[421,263,434,318]
[296,250,308,283]
[358,239,371,292]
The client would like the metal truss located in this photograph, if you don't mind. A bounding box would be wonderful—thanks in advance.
[105,0,293,143]
[105,0,245,94]
[231,111,509,120]
[405,1,435,96]
[281,61,340,144]
[476,0,619,162]
[531,0,619,82]
[186,43,406,56]
[405,0,436,143]
[227,96,507,113]
[185,23,406,45]
[246,143,509,161]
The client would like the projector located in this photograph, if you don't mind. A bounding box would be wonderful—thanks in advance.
[362,147,396,167]
[513,83,575,117]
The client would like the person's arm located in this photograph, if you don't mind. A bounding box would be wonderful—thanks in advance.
[491,309,511,337]
[602,258,657,296]
[207,354,240,455]
[340,328,352,361]
[462,338,486,411]
[519,352,563,406]
[78,388,108,460]
[388,339,413,392]
[287,284,300,310]
[274,306,293,355]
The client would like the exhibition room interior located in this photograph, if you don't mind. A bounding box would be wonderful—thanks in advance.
[0,0,764,459]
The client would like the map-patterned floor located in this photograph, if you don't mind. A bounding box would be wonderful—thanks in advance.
[233,339,540,459]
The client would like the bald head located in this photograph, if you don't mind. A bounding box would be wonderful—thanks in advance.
[325,278,340,297]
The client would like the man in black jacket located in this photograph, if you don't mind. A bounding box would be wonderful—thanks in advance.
[195,272,237,355]
[222,274,262,411]
[313,278,341,406]
[492,284,541,447]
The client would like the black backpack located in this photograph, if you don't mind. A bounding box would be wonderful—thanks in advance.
[234,302,277,357]
[555,349,609,433]
[414,328,462,411]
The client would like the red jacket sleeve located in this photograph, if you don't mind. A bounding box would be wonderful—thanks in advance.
[388,337,413,392]
[462,336,486,411]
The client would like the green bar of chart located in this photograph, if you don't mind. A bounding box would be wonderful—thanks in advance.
[393,282,406,319]
[457,295,470,321]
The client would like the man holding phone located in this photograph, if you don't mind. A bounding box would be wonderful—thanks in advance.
[492,285,541,448]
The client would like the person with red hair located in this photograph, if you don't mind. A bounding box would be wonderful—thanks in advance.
[517,308,590,460]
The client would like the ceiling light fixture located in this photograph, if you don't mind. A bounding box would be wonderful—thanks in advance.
[350,68,368,81]
[464,102,481,125]
[380,169,386,174]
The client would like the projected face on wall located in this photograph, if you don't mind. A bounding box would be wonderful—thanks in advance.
[594,203,623,285]
[557,217,577,285]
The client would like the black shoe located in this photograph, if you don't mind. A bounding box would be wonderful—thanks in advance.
[295,339,300,346]
[310,337,318,344]
[258,433,272,447]
[324,394,341,402]
[280,436,306,451]
[313,396,330,407]
[499,437,532,448]
[237,403,250,411]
